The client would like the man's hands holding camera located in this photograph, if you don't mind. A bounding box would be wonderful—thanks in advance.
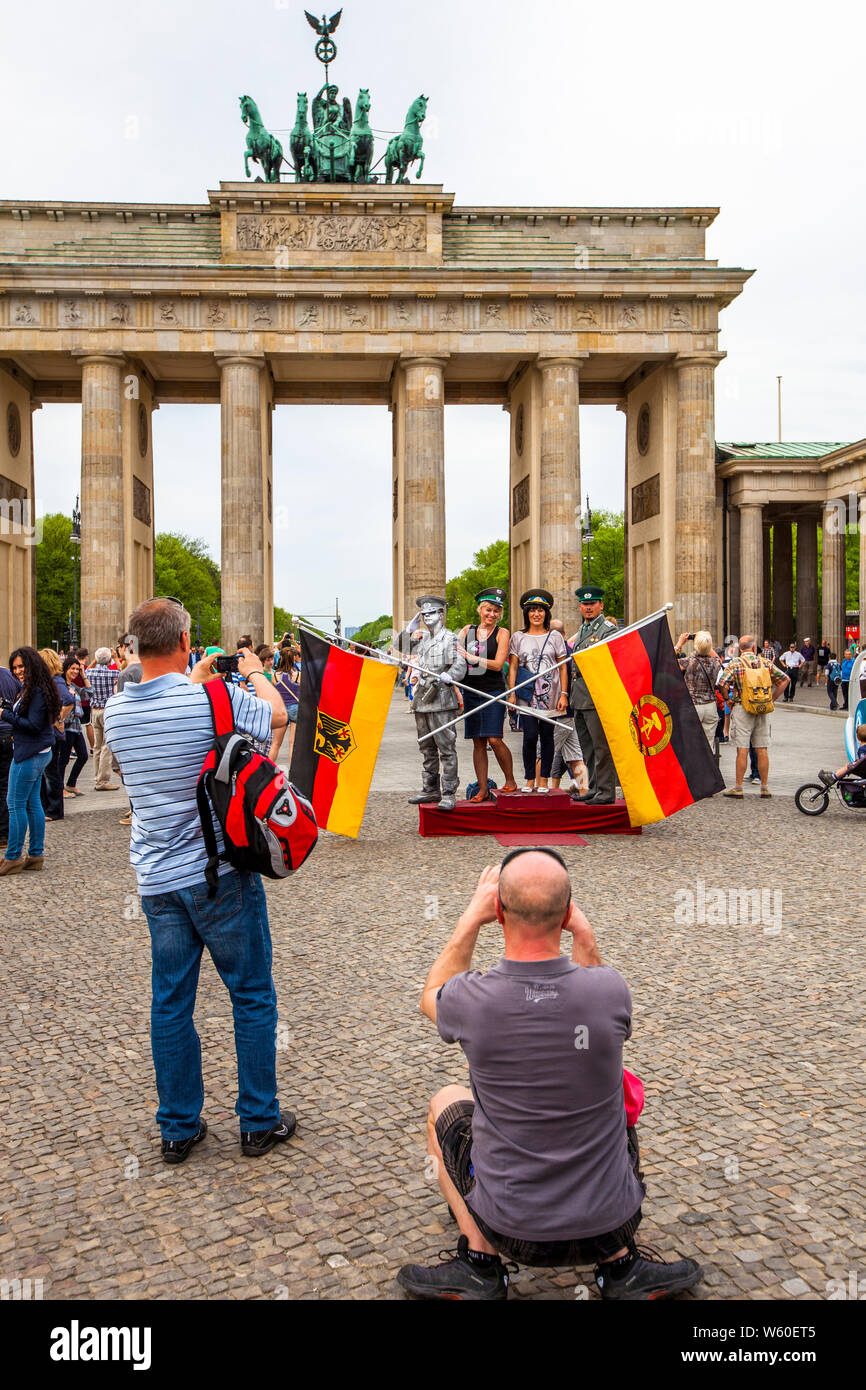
[457,865,501,933]
[561,902,602,967]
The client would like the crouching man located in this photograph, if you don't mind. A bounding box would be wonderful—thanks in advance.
[397,850,703,1301]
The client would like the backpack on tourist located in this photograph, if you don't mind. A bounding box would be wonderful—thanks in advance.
[196,679,317,897]
[739,660,775,716]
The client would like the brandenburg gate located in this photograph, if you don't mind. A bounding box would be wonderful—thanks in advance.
[0,182,752,652]
[0,13,752,654]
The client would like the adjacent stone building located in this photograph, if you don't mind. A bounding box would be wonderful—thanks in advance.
[717,440,866,656]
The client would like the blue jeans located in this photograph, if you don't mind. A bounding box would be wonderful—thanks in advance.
[141,871,280,1140]
[6,749,52,860]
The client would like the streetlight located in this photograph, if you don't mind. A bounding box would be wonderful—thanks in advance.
[70,495,81,649]
[582,494,594,583]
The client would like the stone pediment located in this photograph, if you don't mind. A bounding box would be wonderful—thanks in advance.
[210,182,452,268]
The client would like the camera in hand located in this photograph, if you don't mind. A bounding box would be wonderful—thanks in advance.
[216,655,240,675]
[687,633,696,641]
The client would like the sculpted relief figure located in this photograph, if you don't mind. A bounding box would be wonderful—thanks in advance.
[236,212,425,254]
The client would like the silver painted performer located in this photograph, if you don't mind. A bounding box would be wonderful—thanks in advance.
[405,595,467,812]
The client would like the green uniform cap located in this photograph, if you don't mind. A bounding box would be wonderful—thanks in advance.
[475,587,506,608]
[575,585,606,602]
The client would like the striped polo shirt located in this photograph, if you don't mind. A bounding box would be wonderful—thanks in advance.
[104,672,272,896]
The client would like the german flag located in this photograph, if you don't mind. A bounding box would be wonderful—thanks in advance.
[290,630,397,838]
[573,614,724,827]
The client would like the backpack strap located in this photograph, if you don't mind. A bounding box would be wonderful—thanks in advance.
[199,682,235,898]
[203,677,235,738]
[196,769,223,897]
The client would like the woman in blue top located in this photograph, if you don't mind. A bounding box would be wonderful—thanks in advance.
[0,647,61,874]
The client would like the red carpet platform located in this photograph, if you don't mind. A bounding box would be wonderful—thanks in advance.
[418,789,640,842]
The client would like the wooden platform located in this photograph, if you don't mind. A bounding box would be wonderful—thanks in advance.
[418,789,640,841]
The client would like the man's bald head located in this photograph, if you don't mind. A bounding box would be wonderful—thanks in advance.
[498,851,571,936]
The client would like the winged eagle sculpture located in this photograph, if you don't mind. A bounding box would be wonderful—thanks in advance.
[305,9,342,36]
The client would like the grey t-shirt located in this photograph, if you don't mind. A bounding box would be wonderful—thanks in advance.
[116,664,143,693]
[436,956,645,1241]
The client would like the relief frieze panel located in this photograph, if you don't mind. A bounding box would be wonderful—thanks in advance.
[236,212,427,254]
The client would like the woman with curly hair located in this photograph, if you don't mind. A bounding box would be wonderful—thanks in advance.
[0,646,61,874]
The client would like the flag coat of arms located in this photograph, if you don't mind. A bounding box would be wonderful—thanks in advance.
[573,614,724,826]
[290,630,396,837]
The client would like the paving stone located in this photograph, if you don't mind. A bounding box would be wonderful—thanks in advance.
[3,729,864,1300]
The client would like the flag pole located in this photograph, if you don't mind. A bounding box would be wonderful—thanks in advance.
[297,622,568,733]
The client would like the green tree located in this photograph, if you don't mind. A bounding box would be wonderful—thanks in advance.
[273,606,296,642]
[582,510,625,620]
[445,540,510,629]
[35,512,75,648]
[353,614,393,647]
[154,533,221,645]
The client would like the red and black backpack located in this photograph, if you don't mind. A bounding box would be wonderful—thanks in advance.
[196,679,317,896]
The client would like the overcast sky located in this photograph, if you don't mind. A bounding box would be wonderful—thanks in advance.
[3,0,864,628]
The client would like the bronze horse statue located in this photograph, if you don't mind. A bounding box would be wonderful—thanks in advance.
[240,95,284,183]
[350,89,374,183]
[385,95,427,184]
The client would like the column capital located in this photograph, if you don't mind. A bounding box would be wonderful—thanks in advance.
[73,351,127,369]
[214,353,266,370]
[536,352,589,368]
[398,353,450,369]
[673,351,726,371]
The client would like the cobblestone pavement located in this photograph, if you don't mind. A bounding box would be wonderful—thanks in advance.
[2,706,864,1301]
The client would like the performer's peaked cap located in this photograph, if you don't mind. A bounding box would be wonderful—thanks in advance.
[416,594,447,614]
[519,588,554,610]
[475,587,507,608]
[575,584,606,601]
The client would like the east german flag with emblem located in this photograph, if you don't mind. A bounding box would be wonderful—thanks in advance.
[290,630,397,838]
[573,614,724,827]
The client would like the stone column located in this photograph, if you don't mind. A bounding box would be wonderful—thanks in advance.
[739,503,764,638]
[674,355,721,633]
[78,353,126,651]
[762,524,772,640]
[727,504,741,638]
[795,515,818,643]
[822,498,846,658]
[538,355,585,632]
[772,520,793,643]
[399,355,447,614]
[218,354,266,647]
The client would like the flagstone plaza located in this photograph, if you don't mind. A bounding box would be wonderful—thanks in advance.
[3,700,863,1301]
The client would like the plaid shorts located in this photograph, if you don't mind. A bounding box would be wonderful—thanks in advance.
[435,1099,643,1267]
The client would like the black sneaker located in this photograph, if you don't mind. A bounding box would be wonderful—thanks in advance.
[161,1120,207,1165]
[397,1235,512,1300]
[818,769,836,786]
[241,1110,297,1156]
[596,1244,703,1301]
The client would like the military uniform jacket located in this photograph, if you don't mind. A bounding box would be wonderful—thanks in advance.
[413,627,468,713]
[569,614,619,710]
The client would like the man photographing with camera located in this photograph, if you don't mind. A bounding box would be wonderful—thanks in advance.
[397,850,703,1301]
[104,598,292,1164]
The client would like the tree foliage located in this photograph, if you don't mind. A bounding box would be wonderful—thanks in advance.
[35,513,75,648]
[353,614,393,648]
[583,510,625,620]
[445,540,510,630]
[154,533,221,645]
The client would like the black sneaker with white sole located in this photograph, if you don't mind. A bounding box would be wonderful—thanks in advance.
[241,1110,297,1156]
[161,1120,207,1165]
[397,1235,512,1300]
[595,1244,703,1301]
